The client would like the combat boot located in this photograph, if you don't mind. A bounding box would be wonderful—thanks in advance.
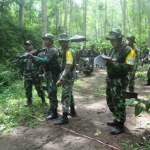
[46,109,58,120]
[107,119,119,126]
[129,86,134,93]
[24,98,32,107]
[111,122,125,135]
[54,113,68,125]
[41,97,48,105]
[68,106,77,117]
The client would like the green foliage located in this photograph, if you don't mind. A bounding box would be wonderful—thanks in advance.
[125,98,150,116]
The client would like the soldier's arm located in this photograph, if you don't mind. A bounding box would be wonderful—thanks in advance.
[59,50,74,81]
[32,49,58,63]
[107,49,136,73]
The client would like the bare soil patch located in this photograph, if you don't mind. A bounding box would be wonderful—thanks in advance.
[0,68,150,150]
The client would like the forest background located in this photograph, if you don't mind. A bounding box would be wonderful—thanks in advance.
[1,0,150,88]
[1,0,150,137]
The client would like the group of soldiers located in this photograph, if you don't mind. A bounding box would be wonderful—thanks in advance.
[76,44,99,75]
[19,33,76,125]
[18,29,149,135]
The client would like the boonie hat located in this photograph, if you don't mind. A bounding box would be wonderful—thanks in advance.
[106,29,123,40]
[127,35,136,43]
[42,34,54,41]
[58,33,69,41]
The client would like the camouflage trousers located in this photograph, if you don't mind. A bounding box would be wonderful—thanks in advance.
[147,66,150,79]
[46,73,59,110]
[106,76,128,122]
[128,73,135,92]
[61,79,75,113]
[24,77,45,99]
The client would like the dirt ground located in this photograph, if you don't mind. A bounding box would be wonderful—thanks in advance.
[0,67,150,150]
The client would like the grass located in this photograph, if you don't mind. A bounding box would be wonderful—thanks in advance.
[0,80,62,135]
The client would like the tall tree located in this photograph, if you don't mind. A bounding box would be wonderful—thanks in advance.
[147,0,150,47]
[41,0,47,37]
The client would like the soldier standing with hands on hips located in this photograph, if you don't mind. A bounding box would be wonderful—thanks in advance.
[54,33,77,125]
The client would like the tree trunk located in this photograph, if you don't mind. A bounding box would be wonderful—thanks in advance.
[63,0,68,33]
[147,0,150,47]
[120,0,126,37]
[19,0,24,27]
[41,0,47,38]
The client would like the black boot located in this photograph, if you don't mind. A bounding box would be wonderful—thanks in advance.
[111,122,124,135]
[24,98,32,107]
[41,97,48,105]
[46,109,58,120]
[54,113,68,125]
[107,119,119,126]
[69,106,77,117]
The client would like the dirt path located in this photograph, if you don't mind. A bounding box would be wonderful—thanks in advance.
[0,68,150,150]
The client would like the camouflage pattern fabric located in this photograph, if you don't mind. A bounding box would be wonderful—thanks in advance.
[60,47,76,113]
[33,45,61,110]
[87,50,97,68]
[106,45,135,122]
[19,55,45,99]
[106,77,128,122]
[128,46,139,92]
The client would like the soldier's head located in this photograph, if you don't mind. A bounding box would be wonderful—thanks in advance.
[90,44,95,50]
[106,29,123,48]
[42,34,54,47]
[82,45,86,50]
[127,35,136,46]
[58,33,70,49]
[24,40,33,51]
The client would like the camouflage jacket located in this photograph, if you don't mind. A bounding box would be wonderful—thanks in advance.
[33,45,61,76]
[107,44,136,79]
[87,49,97,57]
[19,51,41,80]
[60,47,76,81]
[79,49,87,57]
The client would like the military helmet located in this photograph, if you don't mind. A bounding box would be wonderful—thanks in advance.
[24,40,33,45]
[42,34,54,41]
[58,33,69,42]
[127,35,136,43]
[106,29,123,40]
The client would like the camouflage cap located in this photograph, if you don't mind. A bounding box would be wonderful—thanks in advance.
[106,29,123,40]
[58,33,69,41]
[24,40,33,45]
[42,34,54,41]
[127,35,136,43]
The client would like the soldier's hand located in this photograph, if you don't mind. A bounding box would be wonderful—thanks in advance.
[107,58,114,66]
[131,71,136,78]
[56,80,62,86]
[28,54,33,58]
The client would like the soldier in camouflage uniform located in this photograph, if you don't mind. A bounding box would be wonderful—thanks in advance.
[29,34,61,120]
[78,45,87,72]
[54,33,77,125]
[87,44,97,69]
[127,35,139,92]
[105,29,136,134]
[19,40,47,107]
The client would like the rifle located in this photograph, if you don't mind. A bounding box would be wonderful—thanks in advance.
[12,49,46,63]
